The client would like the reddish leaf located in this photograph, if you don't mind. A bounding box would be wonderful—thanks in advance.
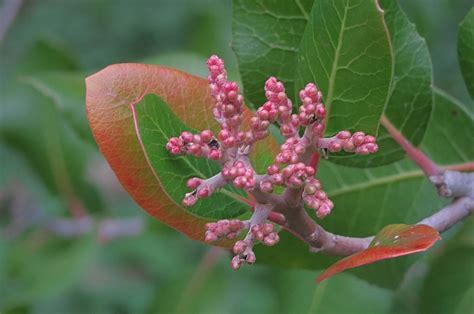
[85,63,278,243]
[317,224,441,283]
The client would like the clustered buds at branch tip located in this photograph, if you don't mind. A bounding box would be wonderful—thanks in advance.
[317,130,378,155]
[165,54,379,269]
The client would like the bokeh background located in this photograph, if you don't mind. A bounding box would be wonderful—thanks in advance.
[1,0,472,313]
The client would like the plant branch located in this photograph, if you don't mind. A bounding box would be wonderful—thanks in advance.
[270,124,474,255]
[274,193,474,256]
[273,114,472,256]
[380,115,442,177]
[419,197,474,232]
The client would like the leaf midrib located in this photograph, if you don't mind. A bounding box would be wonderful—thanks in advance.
[328,169,423,198]
[324,1,350,121]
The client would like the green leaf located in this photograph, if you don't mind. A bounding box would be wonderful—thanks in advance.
[143,52,209,78]
[331,0,433,167]
[233,0,436,168]
[133,93,248,219]
[280,270,394,313]
[0,235,96,310]
[231,0,313,109]
[423,88,474,165]
[16,39,80,75]
[458,8,474,100]
[317,224,440,283]
[1,83,103,214]
[22,72,93,144]
[296,0,392,136]
[420,218,474,314]
[256,86,473,289]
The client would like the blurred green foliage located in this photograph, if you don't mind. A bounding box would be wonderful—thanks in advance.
[0,1,472,313]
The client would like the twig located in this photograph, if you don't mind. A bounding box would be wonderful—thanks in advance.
[268,115,474,255]
[380,115,442,177]
[419,197,474,232]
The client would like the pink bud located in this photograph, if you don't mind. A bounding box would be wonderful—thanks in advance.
[295,144,305,155]
[182,194,197,207]
[316,190,327,199]
[223,137,236,147]
[204,231,218,242]
[343,139,355,151]
[231,256,242,270]
[218,129,230,141]
[187,177,202,189]
[305,166,315,176]
[245,252,256,264]
[233,240,247,254]
[328,141,342,152]
[262,223,273,234]
[316,106,326,118]
[305,184,317,195]
[364,135,376,143]
[180,131,194,143]
[337,130,351,139]
[317,205,331,219]
[197,187,210,198]
[272,174,283,184]
[208,149,221,160]
[353,134,365,146]
[267,164,279,175]
[367,143,378,153]
[200,130,213,142]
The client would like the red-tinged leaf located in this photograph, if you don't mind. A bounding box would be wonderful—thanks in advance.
[316,224,441,283]
[85,63,278,243]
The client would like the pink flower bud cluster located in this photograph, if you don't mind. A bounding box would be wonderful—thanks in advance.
[180,177,212,207]
[259,164,284,193]
[302,178,334,218]
[250,223,279,246]
[258,77,300,138]
[163,55,382,270]
[230,223,279,270]
[204,219,247,242]
[275,137,306,164]
[260,162,315,193]
[207,55,245,149]
[281,163,316,189]
[231,246,256,269]
[318,130,378,155]
[218,128,247,148]
[298,83,326,126]
[222,161,256,190]
[166,130,221,160]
